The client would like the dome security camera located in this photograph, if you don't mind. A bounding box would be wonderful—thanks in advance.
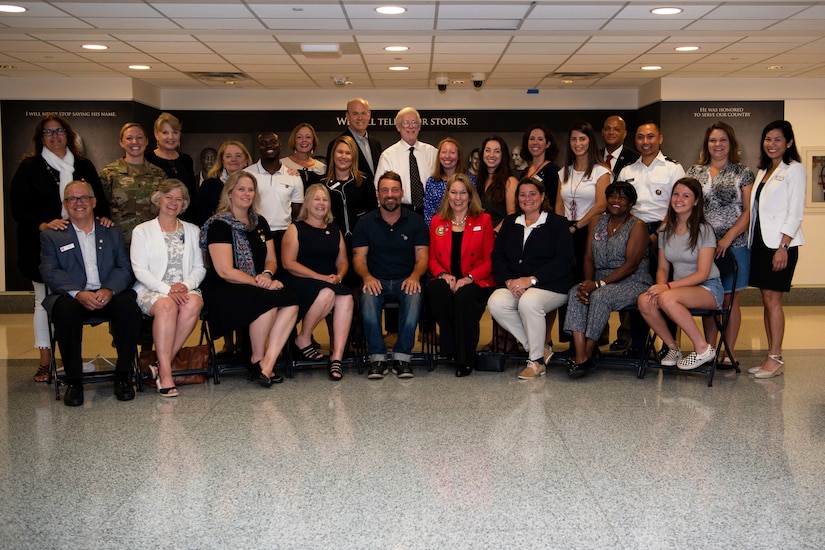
[471,73,486,89]
[435,75,449,92]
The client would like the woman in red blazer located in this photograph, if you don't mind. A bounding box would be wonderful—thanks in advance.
[428,174,496,377]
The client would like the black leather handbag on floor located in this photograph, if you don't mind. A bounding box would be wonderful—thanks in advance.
[475,351,505,372]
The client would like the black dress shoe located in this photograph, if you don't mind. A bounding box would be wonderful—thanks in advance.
[63,383,84,407]
[567,358,595,379]
[455,364,473,377]
[609,338,629,351]
[113,378,135,401]
[621,347,641,357]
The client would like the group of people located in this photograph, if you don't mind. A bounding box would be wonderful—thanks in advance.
[10,100,806,406]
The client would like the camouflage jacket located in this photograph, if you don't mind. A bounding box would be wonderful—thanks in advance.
[99,158,167,245]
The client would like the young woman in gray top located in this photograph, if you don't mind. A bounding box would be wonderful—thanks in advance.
[637,177,724,371]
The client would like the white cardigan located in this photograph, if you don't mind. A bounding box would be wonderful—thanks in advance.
[749,160,806,249]
[130,217,206,295]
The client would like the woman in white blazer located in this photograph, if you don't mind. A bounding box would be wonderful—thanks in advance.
[747,120,805,379]
[131,179,206,397]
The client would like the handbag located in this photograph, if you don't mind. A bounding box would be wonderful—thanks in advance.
[140,344,210,385]
[475,351,505,372]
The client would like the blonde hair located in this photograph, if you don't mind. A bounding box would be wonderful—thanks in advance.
[216,171,260,228]
[119,122,145,141]
[437,174,482,220]
[154,112,182,134]
[287,123,319,153]
[208,140,252,179]
[297,184,334,224]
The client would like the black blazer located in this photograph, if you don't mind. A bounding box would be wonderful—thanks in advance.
[326,128,383,183]
[492,212,575,295]
[604,146,640,180]
[10,155,109,282]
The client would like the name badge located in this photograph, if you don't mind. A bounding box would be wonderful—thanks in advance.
[775,176,784,181]
[473,225,482,232]
[59,243,75,252]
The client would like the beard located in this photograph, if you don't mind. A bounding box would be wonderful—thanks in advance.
[380,199,400,212]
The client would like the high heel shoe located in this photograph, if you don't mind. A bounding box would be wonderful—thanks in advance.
[295,340,324,361]
[156,378,178,398]
[147,360,158,380]
[754,355,784,379]
[750,354,782,375]
[328,360,343,381]
[455,364,473,377]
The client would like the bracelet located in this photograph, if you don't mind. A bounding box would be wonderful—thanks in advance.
[467,273,474,282]
[598,280,606,288]
[262,269,274,279]
[666,282,671,289]
[436,271,448,280]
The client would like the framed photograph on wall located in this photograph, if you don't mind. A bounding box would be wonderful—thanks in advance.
[804,147,825,209]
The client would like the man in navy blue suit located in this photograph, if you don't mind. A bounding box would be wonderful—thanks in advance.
[40,181,141,406]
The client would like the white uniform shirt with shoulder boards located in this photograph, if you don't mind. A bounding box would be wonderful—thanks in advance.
[618,151,685,223]
[247,160,304,231]
[374,139,438,205]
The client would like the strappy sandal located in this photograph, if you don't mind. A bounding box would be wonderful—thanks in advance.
[328,360,343,381]
[295,341,324,361]
[34,364,50,383]
[754,354,784,379]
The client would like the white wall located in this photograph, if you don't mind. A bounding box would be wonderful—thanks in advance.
[2,76,824,289]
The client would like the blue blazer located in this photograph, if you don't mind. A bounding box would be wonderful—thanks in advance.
[39,220,134,315]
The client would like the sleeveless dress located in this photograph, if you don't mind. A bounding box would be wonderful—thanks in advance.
[283,220,351,318]
[564,213,652,340]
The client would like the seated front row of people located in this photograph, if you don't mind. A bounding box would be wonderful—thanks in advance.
[42,174,726,406]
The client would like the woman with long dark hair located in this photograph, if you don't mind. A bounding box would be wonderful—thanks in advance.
[747,120,805,378]
[638,177,724,371]
[10,114,109,382]
[518,124,561,208]
[478,135,518,233]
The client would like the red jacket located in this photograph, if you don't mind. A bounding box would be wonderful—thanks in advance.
[428,213,496,287]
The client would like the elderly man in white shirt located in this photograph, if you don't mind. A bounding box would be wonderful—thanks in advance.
[374,107,438,215]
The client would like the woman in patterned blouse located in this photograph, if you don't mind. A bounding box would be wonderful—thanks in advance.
[685,121,754,367]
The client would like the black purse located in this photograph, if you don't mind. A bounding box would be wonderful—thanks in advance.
[475,351,505,372]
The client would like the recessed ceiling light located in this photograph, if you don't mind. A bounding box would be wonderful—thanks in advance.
[224,80,237,85]
[651,7,683,15]
[561,79,574,84]
[388,66,409,71]
[675,46,699,52]
[128,65,151,70]
[0,64,16,70]
[376,6,406,15]
[641,65,662,71]
[82,44,108,51]
[384,46,409,52]
[301,43,340,54]
[767,65,783,70]
[0,5,26,13]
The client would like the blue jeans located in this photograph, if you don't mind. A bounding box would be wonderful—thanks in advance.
[360,279,423,363]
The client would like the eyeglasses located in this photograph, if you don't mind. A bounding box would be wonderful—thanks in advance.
[65,195,92,204]
[400,120,420,128]
[42,128,67,137]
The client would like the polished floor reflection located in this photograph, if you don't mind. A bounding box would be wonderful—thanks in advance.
[0,308,823,549]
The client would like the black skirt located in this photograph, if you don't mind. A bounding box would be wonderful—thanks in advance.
[749,232,798,292]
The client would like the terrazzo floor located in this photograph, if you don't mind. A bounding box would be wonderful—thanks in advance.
[1,308,823,549]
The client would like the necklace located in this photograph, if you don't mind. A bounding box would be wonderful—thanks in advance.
[451,215,467,226]
[568,168,586,220]
[606,215,630,237]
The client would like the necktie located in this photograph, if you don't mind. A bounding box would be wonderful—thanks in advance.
[409,146,424,210]
[605,153,613,168]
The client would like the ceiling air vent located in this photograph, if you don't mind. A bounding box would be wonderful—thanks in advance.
[186,71,250,83]
[551,72,608,81]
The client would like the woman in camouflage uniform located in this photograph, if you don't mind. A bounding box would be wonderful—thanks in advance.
[99,122,167,246]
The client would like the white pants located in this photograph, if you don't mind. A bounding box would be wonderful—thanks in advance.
[33,282,50,349]
[488,287,568,361]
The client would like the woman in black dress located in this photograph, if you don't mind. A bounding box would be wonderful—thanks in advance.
[10,114,109,382]
[747,120,806,379]
[518,123,561,209]
[200,170,299,387]
[145,112,197,213]
[281,184,353,380]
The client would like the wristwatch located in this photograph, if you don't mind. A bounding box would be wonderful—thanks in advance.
[780,242,790,250]
[530,276,538,286]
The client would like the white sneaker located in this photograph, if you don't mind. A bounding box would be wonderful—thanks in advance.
[660,349,682,366]
[677,345,716,370]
